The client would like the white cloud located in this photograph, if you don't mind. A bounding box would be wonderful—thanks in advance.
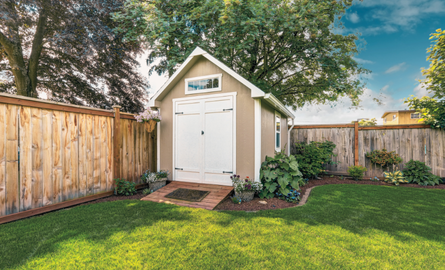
[345,0,445,35]
[381,84,390,92]
[385,62,407,73]
[136,52,169,102]
[292,88,407,125]
[349,12,360,23]
[413,83,433,98]
[353,57,374,64]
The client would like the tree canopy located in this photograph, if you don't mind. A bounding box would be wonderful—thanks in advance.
[420,28,445,99]
[405,29,445,130]
[113,0,368,109]
[352,118,377,126]
[0,0,148,112]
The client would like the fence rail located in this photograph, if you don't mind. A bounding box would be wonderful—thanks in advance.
[290,124,445,178]
[0,93,155,219]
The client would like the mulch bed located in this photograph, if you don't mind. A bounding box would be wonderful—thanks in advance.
[213,176,445,212]
[74,177,445,212]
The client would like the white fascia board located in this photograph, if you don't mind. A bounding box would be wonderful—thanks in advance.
[263,93,295,119]
[149,46,266,105]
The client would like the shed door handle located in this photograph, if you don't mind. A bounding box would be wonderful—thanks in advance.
[202,130,204,135]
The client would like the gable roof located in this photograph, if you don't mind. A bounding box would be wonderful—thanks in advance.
[149,47,294,119]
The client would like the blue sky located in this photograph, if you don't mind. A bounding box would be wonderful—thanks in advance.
[140,0,445,124]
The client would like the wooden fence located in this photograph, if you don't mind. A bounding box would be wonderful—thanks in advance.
[0,93,156,219]
[291,124,445,178]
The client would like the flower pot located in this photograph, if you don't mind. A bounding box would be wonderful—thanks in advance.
[149,179,167,192]
[235,191,255,202]
[144,119,157,133]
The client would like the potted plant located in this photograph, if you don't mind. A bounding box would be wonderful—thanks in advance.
[141,170,169,192]
[231,175,263,202]
[134,108,162,133]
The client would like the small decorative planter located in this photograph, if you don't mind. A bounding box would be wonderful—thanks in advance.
[149,178,167,192]
[235,191,255,202]
[144,119,157,133]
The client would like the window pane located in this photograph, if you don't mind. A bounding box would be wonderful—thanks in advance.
[276,133,280,148]
[213,78,219,88]
[205,79,213,89]
[276,116,281,132]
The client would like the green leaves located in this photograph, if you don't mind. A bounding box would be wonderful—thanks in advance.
[293,141,336,178]
[402,160,440,186]
[404,96,445,130]
[259,151,303,199]
[365,149,403,168]
[114,0,368,108]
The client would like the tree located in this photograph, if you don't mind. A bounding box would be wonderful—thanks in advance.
[405,96,445,130]
[420,29,445,99]
[113,0,368,109]
[404,29,445,130]
[352,118,377,126]
[0,0,148,113]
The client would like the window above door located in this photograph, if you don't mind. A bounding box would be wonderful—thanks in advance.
[185,74,222,95]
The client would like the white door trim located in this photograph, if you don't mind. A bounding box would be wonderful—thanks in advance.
[172,92,237,185]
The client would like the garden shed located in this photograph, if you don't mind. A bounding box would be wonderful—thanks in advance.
[149,47,295,186]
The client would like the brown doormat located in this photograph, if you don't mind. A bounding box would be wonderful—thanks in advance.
[165,188,210,202]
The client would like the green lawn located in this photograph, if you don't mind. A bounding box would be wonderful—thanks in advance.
[1,185,445,269]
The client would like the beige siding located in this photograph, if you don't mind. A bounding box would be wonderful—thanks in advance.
[157,56,255,179]
[261,101,275,161]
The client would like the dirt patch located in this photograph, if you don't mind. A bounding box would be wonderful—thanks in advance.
[214,176,445,212]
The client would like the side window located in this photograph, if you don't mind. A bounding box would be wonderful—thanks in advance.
[275,111,281,151]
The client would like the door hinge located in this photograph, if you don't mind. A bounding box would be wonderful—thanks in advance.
[175,167,183,170]
[223,108,233,111]
[223,171,233,174]
[175,112,183,114]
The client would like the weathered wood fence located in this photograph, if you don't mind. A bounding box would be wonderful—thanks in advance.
[0,93,156,220]
[291,124,445,178]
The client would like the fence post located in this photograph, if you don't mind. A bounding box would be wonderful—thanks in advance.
[112,105,121,180]
[354,121,359,166]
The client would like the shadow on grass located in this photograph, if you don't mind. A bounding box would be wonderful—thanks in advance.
[0,200,193,269]
[0,185,444,269]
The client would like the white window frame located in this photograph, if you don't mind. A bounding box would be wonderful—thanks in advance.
[393,114,397,120]
[275,111,281,152]
[383,118,387,124]
[184,74,222,95]
[411,113,420,119]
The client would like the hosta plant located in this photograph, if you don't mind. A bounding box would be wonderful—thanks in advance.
[402,160,441,186]
[259,151,303,199]
[384,171,408,186]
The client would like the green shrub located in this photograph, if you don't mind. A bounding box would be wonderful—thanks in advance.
[365,149,402,169]
[347,165,367,180]
[384,171,408,186]
[402,160,441,186]
[259,151,303,200]
[293,141,336,179]
[114,178,137,196]
[142,188,152,195]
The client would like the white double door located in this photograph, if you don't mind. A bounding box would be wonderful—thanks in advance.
[174,94,235,186]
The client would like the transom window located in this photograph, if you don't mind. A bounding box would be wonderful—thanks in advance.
[185,74,222,95]
[411,113,420,119]
[275,111,281,151]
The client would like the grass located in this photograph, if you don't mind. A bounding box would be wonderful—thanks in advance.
[1,185,445,269]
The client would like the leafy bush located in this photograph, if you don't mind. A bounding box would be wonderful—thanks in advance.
[141,170,170,183]
[402,160,441,186]
[384,171,408,186]
[347,165,367,180]
[365,149,403,168]
[293,141,336,179]
[142,188,152,195]
[157,170,169,179]
[114,179,137,196]
[259,152,303,199]
[230,196,242,204]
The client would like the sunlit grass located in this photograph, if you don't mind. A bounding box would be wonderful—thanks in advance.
[1,185,444,269]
